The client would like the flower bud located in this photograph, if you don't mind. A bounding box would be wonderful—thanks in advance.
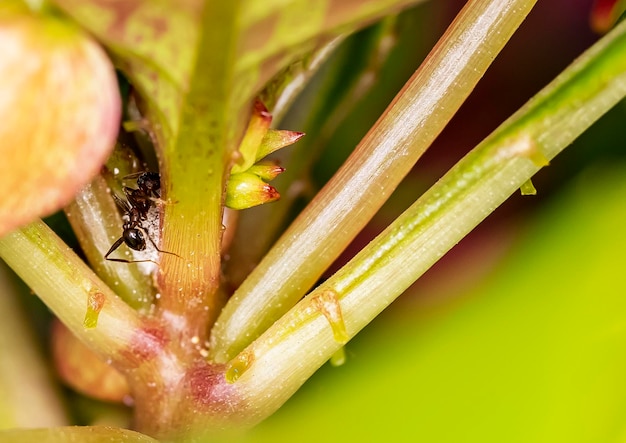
[231,100,272,174]
[51,320,130,403]
[225,172,280,210]
[248,162,285,181]
[256,129,305,161]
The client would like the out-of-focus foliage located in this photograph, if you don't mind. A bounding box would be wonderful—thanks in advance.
[244,161,626,442]
[0,426,158,443]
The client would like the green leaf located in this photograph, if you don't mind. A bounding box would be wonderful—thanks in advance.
[226,172,281,210]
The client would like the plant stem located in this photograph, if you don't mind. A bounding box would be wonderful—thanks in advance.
[228,17,626,422]
[65,175,154,311]
[210,0,539,363]
[226,18,399,289]
[0,220,143,366]
[260,36,345,123]
[155,1,245,348]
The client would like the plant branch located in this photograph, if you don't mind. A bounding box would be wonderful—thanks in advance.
[227,17,626,421]
[226,17,400,289]
[65,175,154,311]
[260,36,346,123]
[210,0,539,362]
[0,220,143,365]
[153,1,246,349]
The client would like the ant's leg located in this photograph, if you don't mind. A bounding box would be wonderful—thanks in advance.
[148,196,177,206]
[123,186,145,210]
[104,237,125,261]
[105,257,159,264]
[145,234,181,258]
[122,172,145,180]
[105,236,159,264]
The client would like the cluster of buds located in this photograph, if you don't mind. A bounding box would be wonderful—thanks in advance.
[225,101,304,210]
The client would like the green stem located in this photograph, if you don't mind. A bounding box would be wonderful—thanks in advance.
[228,17,626,422]
[0,220,143,365]
[260,36,345,123]
[155,1,245,346]
[226,18,399,289]
[65,175,154,311]
[210,0,539,362]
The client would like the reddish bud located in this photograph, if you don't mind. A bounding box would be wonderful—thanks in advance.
[225,172,280,210]
[256,129,305,161]
[248,162,285,181]
[51,320,130,403]
[591,0,621,33]
[231,100,272,174]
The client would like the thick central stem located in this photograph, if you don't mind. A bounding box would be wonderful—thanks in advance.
[154,1,242,348]
[123,319,244,442]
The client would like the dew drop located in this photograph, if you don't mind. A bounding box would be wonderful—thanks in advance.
[83,290,106,329]
[225,350,254,383]
[313,289,349,344]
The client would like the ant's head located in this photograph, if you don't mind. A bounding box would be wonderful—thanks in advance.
[137,172,160,192]
[123,228,146,251]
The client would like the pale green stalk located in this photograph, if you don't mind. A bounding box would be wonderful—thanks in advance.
[228,18,626,423]
[210,0,539,362]
[226,17,400,288]
[65,176,154,311]
[261,36,346,123]
[0,221,142,361]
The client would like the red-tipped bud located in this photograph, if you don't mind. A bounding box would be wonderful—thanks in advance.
[231,100,272,174]
[248,162,285,181]
[256,129,305,161]
[591,0,621,33]
[0,9,120,236]
[225,172,280,210]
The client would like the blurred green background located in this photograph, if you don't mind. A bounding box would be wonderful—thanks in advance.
[247,162,626,442]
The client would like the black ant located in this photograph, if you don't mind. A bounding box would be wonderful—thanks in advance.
[105,172,178,264]
[123,171,161,213]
